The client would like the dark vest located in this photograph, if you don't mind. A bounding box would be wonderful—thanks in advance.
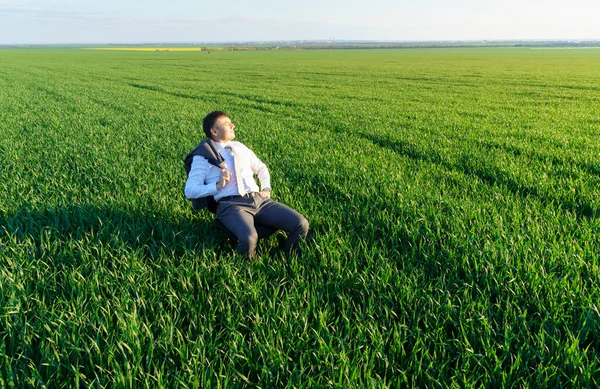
[184,138,226,213]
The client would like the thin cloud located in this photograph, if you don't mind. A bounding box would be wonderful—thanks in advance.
[0,5,114,20]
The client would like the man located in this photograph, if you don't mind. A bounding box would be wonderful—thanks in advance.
[185,111,309,259]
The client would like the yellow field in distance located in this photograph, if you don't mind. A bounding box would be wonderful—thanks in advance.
[83,47,203,51]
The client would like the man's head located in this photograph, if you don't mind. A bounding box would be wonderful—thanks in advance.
[203,110,235,143]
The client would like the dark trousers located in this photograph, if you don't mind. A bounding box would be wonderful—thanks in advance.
[216,194,309,259]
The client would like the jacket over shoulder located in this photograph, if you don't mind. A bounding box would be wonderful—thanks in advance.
[184,138,226,213]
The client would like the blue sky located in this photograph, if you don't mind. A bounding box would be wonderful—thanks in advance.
[1,0,598,44]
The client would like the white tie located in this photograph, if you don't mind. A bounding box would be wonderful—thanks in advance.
[225,145,246,196]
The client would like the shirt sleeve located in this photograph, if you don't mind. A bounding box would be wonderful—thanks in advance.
[247,146,271,190]
[184,155,219,199]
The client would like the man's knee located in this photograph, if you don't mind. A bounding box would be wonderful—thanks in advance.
[237,231,259,256]
[244,231,259,247]
[297,216,309,238]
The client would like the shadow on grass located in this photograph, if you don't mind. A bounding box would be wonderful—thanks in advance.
[0,203,298,266]
[0,204,231,264]
[128,82,218,104]
[478,139,600,178]
[362,132,597,220]
[219,91,303,109]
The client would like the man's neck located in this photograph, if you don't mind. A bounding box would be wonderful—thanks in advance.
[211,137,231,145]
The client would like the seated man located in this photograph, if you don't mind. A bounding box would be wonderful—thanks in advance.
[184,110,309,259]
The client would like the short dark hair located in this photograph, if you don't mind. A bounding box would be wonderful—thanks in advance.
[203,110,228,138]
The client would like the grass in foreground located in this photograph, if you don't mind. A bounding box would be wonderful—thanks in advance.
[0,48,599,387]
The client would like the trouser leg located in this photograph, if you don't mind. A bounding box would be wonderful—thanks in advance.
[216,202,258,258]
[255,224,278,239]
[254,199,309,257]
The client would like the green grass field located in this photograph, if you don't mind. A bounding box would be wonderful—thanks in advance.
[1,47,599,387]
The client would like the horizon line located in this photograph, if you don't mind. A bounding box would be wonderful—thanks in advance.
[2,38,600,46]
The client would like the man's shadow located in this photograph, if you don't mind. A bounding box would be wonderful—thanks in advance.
[0,204,234,263]
[0,203,288,264]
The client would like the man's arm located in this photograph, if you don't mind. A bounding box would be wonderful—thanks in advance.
[184,155,219,199]
[247,148,270,190]
[247,147,271,198]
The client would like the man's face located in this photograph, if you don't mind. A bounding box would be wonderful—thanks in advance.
[211,115,236,142]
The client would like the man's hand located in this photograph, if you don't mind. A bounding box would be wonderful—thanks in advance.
[258,189,271,199]
[216,168,231,190]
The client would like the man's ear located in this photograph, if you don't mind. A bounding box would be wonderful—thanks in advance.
[210,127,217,137]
